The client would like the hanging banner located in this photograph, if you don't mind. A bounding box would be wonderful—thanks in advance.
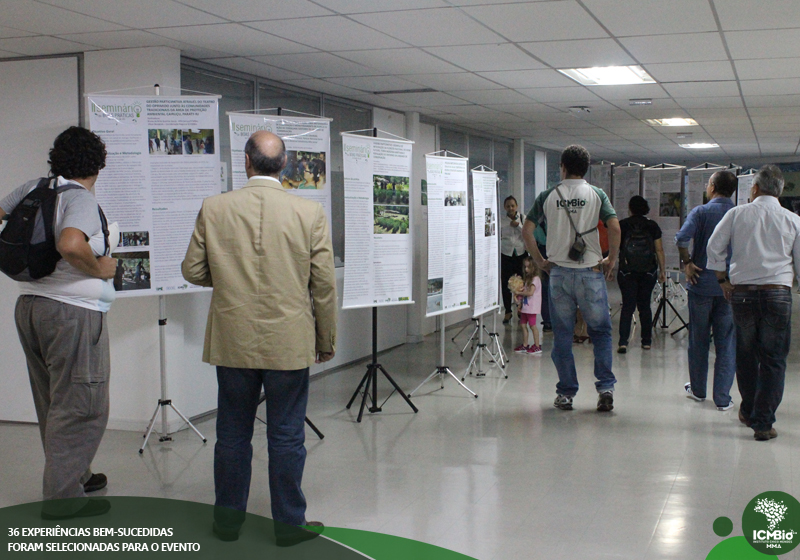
[228,113,331,227]
[643,166,685,270]
[589,163,613,199]
[341,133,414,309]
[686,166,725,215]
[737,172,756,206]
[472,169,500,318]
[612,165,642,220]
[425,155,470,317]
[88,95,220,296]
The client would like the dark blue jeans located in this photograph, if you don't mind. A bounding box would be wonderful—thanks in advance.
[687,292,736,407]
[214,366,309,528]
[731,289,792,431]
[617,270,657,346]
[538,244,551,327]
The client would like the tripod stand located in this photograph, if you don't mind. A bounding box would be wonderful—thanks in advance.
[485,312,508,367]
[652,278,688,335]
[346,307,419,422]
[408,315,477,398]
[463,314,507,380]
[256,394,324,439]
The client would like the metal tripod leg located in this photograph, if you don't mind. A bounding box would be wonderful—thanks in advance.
[409,367,477,398]
[139,399,207,454]
[460,324,480,355]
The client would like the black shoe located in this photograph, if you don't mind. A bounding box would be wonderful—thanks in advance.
[739,408,752,427]
[617,345,627,354]
[542,324,552,333]
[41,499,111,520]
[754,428,778,441]
[212,522,240,542]
[597,391,614,412]
[83,473,107,493]
[276,521,324,547]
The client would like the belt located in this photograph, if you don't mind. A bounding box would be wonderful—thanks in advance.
[732,284,790,292]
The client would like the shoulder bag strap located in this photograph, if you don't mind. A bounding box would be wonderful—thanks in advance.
[554,185,598,238]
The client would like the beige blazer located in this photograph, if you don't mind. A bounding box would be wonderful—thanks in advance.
[181,177,337,370]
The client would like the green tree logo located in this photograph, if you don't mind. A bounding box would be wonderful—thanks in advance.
[743,491,800,555]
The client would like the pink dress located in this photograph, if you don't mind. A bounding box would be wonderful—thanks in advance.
[519,277,542,315]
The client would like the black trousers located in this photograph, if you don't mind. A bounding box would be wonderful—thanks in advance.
[617,270,658,346]
[501,252,527,313]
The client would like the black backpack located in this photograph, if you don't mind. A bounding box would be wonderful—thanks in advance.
[0,177,109,281]
[620,221,656,273]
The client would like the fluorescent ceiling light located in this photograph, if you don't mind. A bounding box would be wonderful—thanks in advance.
[680,143,719,149]
[558,66,656,86]
[646,118,698,126]
[629,98,652,105]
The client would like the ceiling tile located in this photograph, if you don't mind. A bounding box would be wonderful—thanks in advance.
[715,0,800,31]
[59,30,171,50]
[38,0,226,28]
[662,81,740,98]
[735,58,800,81]
[5,1,127,34]
[404,72,506,91]
[726,29,800,59]
[149,23,314,56]
[677,96,743,109]
[335,48,460,75]
[462,1,609,42]
[644,61,735,83]
[351,8,505,47]
[0,25,36,39]
[520,38,635,68]
[203,57,309,81]
[477,69,578,89]
[588,83,669,101]
[580,0,717,36]
[424,44,545,72]
[741,79,800,97]
[278,78,364,98]
[489,103,562,115]
[326,75,430,92]
[746,94,800,108]
[175,0,334,20]
[620,33,728,64]
[249,15,407,51]
[249,52,375,78]
[313,0,449,13]
[450,89,535,105]
[516,87,602,103]
[0,35,91,56]
[380,91,468,106]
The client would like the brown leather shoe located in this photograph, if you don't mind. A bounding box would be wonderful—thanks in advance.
[738,408,752,427]
[754,428,777,441]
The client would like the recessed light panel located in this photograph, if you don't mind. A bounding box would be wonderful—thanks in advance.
[558,66,656,86]
[679,143,719,149]
[645,118,699,127]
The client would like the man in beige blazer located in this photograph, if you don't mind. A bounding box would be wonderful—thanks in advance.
[182,130,337,546]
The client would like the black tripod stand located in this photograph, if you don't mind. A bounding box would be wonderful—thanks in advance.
[652,279,688,335]
[256,395,324,439]
[346,307,419,422]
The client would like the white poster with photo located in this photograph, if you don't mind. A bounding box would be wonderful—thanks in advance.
[228,113,331,227]
[589,163,613,199]
[612,165,642,220]
[342,133,414,309]
[686,166,725,215]
[88,95,220,297]
[737,172,756,206]
[425,155,470,317]
[643,166,685,270]
[472,169,500,318]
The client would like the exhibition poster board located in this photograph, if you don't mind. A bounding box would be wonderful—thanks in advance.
[686,165,726,215]
[643,166,685,270]
[88,95,220,296]
[228,113,332,228]
[425,154,470,317]
[589,163,613,199]
[737,172,756,206]
[341,133,414,309]
[472,169,500,318]
[612,164,642,220]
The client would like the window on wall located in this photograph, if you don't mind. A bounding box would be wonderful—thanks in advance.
[547,151,561,189]
[468,135,492,171]
[258,84,320,116]
[493,140,512,203]
[524,145,537,213]
[181,66,255,192]
[439,128,468,158]
[324,99,371,267]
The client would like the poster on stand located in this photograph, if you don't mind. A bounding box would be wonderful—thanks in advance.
[425,155,470,317]
[472,169,500,318]
[88,95,220,296]
[228,113,331,227]
[737,172,756,206]
[589,163,613,199]
[612,165,642,220]
[341,133,414,309]
[643,166,685,270]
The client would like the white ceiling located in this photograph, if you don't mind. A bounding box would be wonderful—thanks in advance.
[3,0,800,163]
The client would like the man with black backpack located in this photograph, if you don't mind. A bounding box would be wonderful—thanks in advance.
[0,127,116,519]
[617,196,666,353]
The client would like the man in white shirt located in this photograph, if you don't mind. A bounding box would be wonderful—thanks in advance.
[500,195,527,323]
[707,164,800,441]
[523,145,621,412]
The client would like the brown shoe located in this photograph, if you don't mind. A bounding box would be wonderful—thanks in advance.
[738,408,752,427]
[276,521,323,547]
[754,428,777,441]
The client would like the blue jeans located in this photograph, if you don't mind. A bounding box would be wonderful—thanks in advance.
[687,292,736,407]
[214,366,309,529]
[731,289,792,432]
[538,244,551,326]
[549,266,616,396]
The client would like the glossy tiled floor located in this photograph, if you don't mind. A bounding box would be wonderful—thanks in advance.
[2,290,799,560]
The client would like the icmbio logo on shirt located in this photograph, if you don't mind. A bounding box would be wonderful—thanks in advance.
[556,198,587,208]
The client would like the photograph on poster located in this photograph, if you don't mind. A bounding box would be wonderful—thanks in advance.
[660,192,681,217]
[280,151,326,190]
[148,129,182,155]
[112,251,151,291]
[484,207,495,236]
[374,205,409,234]
[121,231,149,247]
[445,190,466,206]
[182,129,215,155]
[427,277,443,314]
[373,175,410,205]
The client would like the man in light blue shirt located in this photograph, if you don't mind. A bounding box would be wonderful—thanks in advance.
[675,171,737,411]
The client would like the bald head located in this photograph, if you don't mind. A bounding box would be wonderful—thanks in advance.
[244,130,286,179]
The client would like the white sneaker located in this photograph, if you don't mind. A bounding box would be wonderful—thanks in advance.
[684,382,705,402]
[717,400,734,411]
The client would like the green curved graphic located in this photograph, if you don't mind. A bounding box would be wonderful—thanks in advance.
[312,527,479,560]
[706,536,777,559]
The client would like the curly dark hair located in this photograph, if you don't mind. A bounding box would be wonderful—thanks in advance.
[560,144,591,178]
[48,126,107,179]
